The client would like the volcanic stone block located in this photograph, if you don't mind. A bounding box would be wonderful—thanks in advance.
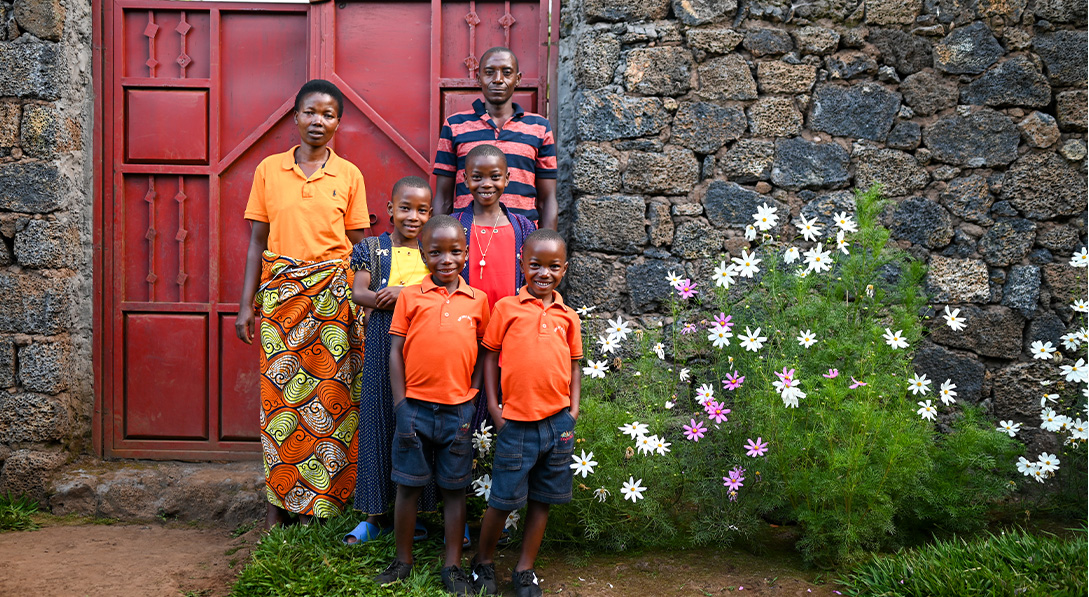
[854,148,928,197]
[685,27,744,56]
[891,197,954,248]
[573,146,621,195]
[17,341,70,394]
[0,271,77,334]
[1055,90,1087,131]
[572,196,647,253]
[925,255,990,303]
[979,218,1037,266]
[808,82,900,141]
[703,181,765,228]
[671,102,745,153]
[1001,264,1041,317]
[1017,112,1061,148]
[583,0,670,22]
[990,361,1061,420]
[1032,31,1088,86]
[791,26,840,55]
[13,0,65,41]
[799,190,856,230]
[1036,225,1080,254]
[622,147,699,195]
[940,175,994,224]
[824,51,878,80]
[565,254,624,311]
[647,200,674,247]
[0,336,13,387]
[924,110,1020,167]
[575,32,620,89]
[627,259,683,312]
[742,28,793,57]
[912,341,985,403]
[756,61,816,93]
[576,91,669,141]
[671,0,737,25]
[672,219,724,259]
[19,102,74,159]
[747,97,803,137]
[0,393,69,442]
[1042,263,1086,304]
[900,71,958,116]
[868,29,932,76]
[14,218,81,269]
[0,38,65,99]
[886,121,921,150]
[624,46,694,96]
[1002,152,1088,220]
[927,304,1025,358]
[770,137,850,190]
[1033,0,1088,24]
[697,54,757,101]
[959,57,1051,108]
[720,139,774,182]
[0,101,19,150]
[0,449,67,503]
[1059,139,1087,161]
[866,0,921,24]
[933,21,1005,75]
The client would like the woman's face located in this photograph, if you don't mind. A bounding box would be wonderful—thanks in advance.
[294,92,340,148]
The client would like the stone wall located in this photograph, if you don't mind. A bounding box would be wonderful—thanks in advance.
[558,0,1088,455]
[0,0,93,501]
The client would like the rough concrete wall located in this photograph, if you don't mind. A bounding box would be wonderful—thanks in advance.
[559,0,1088,456]
[0,0,93,501]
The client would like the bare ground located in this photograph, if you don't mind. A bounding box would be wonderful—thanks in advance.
[0,518,837,596]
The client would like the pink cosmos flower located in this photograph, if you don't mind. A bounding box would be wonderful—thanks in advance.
[723,475,743,491]
[727,489,738,502]
[823,368,839,379]
[705,400,730,424]
[744,437,769,457]
[683,419,707,441]
[774,367,795,383]
[723,371,745,390]
[676,279,698,299]
[849,377,868,389]
[681,323,697,335]
[714,313,734,330]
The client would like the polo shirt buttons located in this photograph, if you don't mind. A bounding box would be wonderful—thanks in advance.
[444,313,450,317]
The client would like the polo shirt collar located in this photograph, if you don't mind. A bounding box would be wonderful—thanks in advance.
[279,145,343,177]
[421,275,476,298]
[472,99,525,125]
[517,286,568,311]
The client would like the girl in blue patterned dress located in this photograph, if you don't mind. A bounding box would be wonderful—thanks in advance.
[343,176,438,543]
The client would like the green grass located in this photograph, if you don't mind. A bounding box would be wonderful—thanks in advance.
[0,494,40,532]
[838,527,1088,596]
[230,512,481,597]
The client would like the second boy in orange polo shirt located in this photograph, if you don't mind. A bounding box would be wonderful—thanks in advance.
[377,215,490,596]
[470,229,583,597]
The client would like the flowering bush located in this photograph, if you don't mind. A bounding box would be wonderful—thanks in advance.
[468,186,1086,565]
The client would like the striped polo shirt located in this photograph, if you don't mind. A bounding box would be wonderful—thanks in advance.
[433,99,557,221]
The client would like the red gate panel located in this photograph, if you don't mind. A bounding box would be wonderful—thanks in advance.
[97,0,558,459]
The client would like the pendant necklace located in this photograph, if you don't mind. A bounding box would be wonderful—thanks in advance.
[477,212,504,269]
[394,247,425,286]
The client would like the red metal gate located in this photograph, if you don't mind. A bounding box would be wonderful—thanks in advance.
[95,0,559,459]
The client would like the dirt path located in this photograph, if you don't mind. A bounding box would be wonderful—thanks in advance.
[0,523,254,597]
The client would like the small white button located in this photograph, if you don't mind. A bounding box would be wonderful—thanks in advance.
[541,324,547,328]
[444,313,450,317]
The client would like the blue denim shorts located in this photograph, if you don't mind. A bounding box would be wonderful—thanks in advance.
[489,408,576,510]
[390,398,475,490]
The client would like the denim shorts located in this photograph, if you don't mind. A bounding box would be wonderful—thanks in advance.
[489,408,576,510]
[390,398,475,490]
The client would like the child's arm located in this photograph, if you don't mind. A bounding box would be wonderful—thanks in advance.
[389,335,407,408]
[351,269,382,309]
[569,360,582,421]
[373,286,404,310]
[483,349,502,428]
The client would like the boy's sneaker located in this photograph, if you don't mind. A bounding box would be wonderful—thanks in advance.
[374,559,412,585]
[512,568,543,597]
[469,558,498,595]
[440,565,474,596]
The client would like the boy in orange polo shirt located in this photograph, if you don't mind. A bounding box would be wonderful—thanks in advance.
[375,215,490,596]
[469,229,583,597]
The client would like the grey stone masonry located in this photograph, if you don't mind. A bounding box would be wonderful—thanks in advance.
[0,0,93,504]
[559,0,1088,481]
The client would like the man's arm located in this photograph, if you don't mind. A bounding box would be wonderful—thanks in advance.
[433,175,455,216]
[535,178,558,231]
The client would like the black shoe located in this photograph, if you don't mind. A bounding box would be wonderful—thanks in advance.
[374,559,412,585]
[470,558,498,595]
[512,568,543,597]
[441,565,474,596]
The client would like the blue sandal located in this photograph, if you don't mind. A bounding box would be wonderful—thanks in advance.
[441,523,472,548]
[413,521,429,542]
[342,520,391,545]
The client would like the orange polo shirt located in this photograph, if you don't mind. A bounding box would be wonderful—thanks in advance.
[390,277,490,405]
[482,288,583,421]
[244,146,369,262]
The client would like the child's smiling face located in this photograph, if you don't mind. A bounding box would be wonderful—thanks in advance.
[464,153,509,208]
[420,225,467,288]
[521,238,568,300]
[388,186,431,242]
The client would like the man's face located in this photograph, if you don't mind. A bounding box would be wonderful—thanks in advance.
[477,51,521,106]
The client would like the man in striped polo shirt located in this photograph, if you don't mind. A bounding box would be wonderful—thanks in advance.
[433,47,558,230]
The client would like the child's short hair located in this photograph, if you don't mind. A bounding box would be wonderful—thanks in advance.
[295,79,344,117]
[464,143,508,169]
[391,175,432,199]
[419,214,463,241]
[524,229,567,256]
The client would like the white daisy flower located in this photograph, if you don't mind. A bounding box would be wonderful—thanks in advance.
[712,261,738,289]
[570,450,597,478]
[1060,358,1088,383]
[908,373,932,395]
[708,324,733,348]
[679,368,691,382]
[653,436,671,456]
[653,342,665,360]
[695,383,715,404]
[618,421,649,440]
[1072,299,1089,313]
[593,487,610,502]
[597,335,620,355]
[1040,408,1064,432]
[835,230,850,255]
[883,328,909,350]
[1060,332,1082,351]
[620,477,647,502]
[583,360,609,379]
[738,326,767,352]
[606,316,632,341]
[943,306,966,332]
[1030,340,1057,360]
[1071,419,1088,441]
[796,329,817,348]
[996,420,1021,437]
[753,202,779,231]
[745,224,757,241]
[1016,456,1037,476]
[666,270,684,289]
[505,511,520,530]
[783,246,800,264]
[576,305,596,317]
[834,211,858,233]
[1070,246,1088,268]
[803,243,832,274]
[732,250,762,278]
[472,474,493,500]
[794,214,822,242]
[917,400,937,421]
[938,379,957,405]
[1036,452,1060,474]
[636,435,656,455]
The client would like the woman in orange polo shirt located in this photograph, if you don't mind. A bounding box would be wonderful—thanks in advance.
[235,79,370,528]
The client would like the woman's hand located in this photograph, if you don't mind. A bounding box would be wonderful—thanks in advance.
[235,309,256,344]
